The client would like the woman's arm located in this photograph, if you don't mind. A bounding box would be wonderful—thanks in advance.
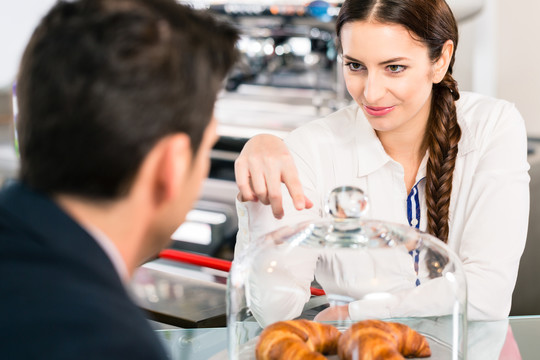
[456,103,530,320]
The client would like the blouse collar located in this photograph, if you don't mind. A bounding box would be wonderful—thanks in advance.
[353,102,477,178]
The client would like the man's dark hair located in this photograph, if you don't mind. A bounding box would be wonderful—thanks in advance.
[16,0,238,199]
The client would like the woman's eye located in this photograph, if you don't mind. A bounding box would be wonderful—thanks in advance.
[345,62,364,72]
[387,65,406,73]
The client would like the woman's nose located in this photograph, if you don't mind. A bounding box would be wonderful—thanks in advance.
[363,73,386,104]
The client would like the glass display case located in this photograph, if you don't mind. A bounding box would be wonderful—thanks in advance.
[227,186,468,359]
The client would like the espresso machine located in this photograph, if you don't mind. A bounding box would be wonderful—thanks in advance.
[211,0,349,139]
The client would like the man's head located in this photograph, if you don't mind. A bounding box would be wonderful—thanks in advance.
[16,0,238,200]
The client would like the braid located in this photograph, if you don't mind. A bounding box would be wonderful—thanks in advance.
[425,73,461,243]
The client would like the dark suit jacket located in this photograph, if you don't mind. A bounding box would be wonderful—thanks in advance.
[0,182,168,359]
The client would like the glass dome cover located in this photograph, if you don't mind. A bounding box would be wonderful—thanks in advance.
[227,186,468,359]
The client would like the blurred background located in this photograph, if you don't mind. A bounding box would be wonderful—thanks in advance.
[0,0,539,320]
[2,1,539,134]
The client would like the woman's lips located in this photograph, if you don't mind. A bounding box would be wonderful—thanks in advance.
[363,105,395,116]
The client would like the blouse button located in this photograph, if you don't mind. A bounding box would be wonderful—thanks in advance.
[411,219,418,226]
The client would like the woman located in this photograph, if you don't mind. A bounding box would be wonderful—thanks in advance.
[235,0,529,321]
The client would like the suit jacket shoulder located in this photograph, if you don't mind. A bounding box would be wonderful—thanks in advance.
[0,182,168,359]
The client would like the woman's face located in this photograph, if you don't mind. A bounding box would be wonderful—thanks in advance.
[340,20,442,135]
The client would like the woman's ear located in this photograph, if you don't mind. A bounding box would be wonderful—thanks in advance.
[432,40,454,84]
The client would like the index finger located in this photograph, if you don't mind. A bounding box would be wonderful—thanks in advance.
[281,162,307,211]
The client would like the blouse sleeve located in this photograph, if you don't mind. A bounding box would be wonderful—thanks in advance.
[456,103,530,320]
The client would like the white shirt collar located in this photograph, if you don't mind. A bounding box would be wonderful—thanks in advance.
[354,101,477,179]
[82,224,129,283]
[354,107,392,178]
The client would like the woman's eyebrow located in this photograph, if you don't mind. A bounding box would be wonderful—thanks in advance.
[343,54,361,63]
[379,57,410,65]
[342,55,410,65]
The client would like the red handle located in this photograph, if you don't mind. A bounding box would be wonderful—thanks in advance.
[159,249,232,272]
[158,249,325,296]
[309,287,325,296]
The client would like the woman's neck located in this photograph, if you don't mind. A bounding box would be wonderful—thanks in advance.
[378,129,426,162]
[376,123,428,194]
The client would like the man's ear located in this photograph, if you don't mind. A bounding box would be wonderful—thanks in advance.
[432,40,454,84]
[150,133,192,207]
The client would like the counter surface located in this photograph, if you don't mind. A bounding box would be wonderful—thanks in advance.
[154,316,538,360]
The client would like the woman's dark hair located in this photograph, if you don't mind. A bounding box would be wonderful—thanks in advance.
[17,0,239,199]
[336,0,461,244]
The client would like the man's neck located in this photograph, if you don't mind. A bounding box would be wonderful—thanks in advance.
[54,194,149,278]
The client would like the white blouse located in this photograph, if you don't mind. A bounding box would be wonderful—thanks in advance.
[235,91,530,322]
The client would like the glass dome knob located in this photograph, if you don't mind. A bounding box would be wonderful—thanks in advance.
[326,186,369,219]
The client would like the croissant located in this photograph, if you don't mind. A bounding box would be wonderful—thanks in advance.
[338,319,431,360]
[255,319,342,360]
